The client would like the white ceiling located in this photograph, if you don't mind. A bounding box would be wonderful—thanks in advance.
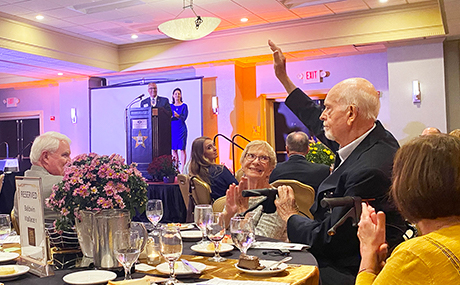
[0,0,459,87]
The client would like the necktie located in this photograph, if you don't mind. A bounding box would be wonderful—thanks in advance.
[152,98,156,107]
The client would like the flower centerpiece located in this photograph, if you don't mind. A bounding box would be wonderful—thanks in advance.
[46,153,148,232]
[305,141,335,167]
[147,155,179,182]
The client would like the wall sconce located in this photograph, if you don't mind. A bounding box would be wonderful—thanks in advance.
[412,80,421,103]
[71,107,77,124]
[212,96,218,114]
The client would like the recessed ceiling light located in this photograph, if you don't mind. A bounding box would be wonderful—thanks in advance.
[36,15,44,20]
[57,72,63,76]
[240,18,248,23]
[379,0,388,3]
[131,34,138,39]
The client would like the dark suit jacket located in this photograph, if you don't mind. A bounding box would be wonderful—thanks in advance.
[285,88,405,278]
[268,154,330,191]
[141,96,172,117]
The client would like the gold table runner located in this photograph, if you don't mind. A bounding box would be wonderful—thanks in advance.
[145,255,319,285]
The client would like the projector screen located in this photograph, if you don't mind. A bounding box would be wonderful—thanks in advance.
[90,78,203,160]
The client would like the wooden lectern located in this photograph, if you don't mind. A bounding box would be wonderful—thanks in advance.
[126,107,171,178]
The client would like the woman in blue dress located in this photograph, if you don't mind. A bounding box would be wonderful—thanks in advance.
[189,136,238,200]
[170,88,188,173]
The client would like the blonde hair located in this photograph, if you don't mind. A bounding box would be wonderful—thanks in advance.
[240,140,277,169]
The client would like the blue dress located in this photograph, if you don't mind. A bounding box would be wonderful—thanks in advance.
[170,103,188,150]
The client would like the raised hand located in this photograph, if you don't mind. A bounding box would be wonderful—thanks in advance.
[268,40,296,94]
[357,203,388,275]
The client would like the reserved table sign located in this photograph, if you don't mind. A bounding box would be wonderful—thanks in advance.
[15,176,54,277]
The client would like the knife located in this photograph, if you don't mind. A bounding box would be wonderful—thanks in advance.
[181,259,200,274]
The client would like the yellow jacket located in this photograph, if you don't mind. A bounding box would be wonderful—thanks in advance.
[356,223,460,284]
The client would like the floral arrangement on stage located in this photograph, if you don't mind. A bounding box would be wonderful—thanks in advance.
[147,155,179,181]
[305,141,335,167]
[46,153,148,231]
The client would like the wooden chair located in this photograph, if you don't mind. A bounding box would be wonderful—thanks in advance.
[0,173,4,194]
[11,208,19,235]
[271,179,315,219]
[177,174,191,211]
[189,176,212,205]
[235,168,244,182]
[212,196,226,212]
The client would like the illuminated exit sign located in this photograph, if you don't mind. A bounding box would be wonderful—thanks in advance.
[298,70,324,84]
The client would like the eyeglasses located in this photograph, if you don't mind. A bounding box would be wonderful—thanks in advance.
[245,153,270,164]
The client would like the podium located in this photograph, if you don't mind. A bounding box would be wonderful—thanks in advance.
[126,107,171,178]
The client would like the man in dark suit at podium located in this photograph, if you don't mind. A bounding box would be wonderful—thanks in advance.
[141,82,172,117]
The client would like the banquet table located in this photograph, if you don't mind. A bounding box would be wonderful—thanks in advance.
[2,236,319,285]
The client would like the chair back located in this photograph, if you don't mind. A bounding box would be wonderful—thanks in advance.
[212,196,226,212]
[0,173,4,194]
[235,168,244,182]
[177,174,190,211]
[271,179,315,219]
[190,176,212,205]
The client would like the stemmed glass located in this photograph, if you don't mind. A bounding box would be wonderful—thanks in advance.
[194,204,212,244]
[0,214,11,242]
[206,212,226,262]
[114,229,142,280]
[160,225,183,285]
[230,216,255,256]
[146,199,163,229]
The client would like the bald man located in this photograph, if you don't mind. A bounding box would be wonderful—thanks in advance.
[269,40,405,285]
[421,127,441,136]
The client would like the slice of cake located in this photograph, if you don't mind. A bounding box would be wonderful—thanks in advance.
[237,255,264,270]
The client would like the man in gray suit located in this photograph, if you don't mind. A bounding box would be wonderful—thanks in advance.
[14,131,71,224]
[140,82,172,117]
[269,131,330,192]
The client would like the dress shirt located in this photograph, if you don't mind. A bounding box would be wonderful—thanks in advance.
[336,123,376,169]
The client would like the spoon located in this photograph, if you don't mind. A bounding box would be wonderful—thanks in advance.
[266,256,292,270]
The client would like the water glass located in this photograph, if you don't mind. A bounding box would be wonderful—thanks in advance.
[160,225,183,285]
[146,199,163,228]
[230,216,255,256]
[0,214,11,241]
[114,230,141,280]
[194,204,212,244]
[206,212,226,262]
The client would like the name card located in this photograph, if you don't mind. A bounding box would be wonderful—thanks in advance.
[16,176,53,277]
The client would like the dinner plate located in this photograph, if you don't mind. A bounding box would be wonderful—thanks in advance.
[160,223,195,231]
[190,243,233,254]
[0,252,19,263]
[62,270,117,284]
[235,260,288,275]
[156,261,206,275]
[180,230,202,239]
[0,265,30,281]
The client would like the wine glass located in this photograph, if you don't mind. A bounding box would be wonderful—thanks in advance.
[114,229,142,280]
[206,212,226,262]
[194,204,212,244]
[160,225,183,285]
[230,216,255,256]
[0,214,11,242]
[146,199,163,229]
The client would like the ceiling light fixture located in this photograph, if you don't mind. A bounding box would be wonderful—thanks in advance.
[131,34,138,39]
[240,17,248,22]
[36,15,44,20]
[158,0,221,41]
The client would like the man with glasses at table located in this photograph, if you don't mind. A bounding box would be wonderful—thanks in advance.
[268,40,405,285]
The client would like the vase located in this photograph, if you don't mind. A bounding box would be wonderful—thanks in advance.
[75,210,95,258]
[93,209,131,269]
[163,175,176,183]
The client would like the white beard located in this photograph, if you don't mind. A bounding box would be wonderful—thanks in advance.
[324,129,336,141]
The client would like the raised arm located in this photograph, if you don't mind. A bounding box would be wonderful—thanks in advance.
[268,40,297,94]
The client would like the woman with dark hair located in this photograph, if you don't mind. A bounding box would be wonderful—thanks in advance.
[356,134,460,284]
[170,87,188,173]
[189,136,237,200]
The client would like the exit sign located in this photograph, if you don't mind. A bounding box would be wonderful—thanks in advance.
[298,70,322,84]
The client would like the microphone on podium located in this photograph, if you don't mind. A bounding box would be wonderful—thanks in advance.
[126,94,145,109]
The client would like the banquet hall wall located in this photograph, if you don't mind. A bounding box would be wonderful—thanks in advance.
[0,42,448,169]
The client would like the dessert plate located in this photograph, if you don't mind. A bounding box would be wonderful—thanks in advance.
[62,270,117,284]
[160,223,195,231]
[0,265,30,281]
[156,261,206,275]
[190,243,233,254]
[0,252,19,263]
[235,260,288,275]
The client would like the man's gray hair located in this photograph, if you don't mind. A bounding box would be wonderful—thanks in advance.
[286,131,309,153]
[29,131,71,164]
[337,78,380,121]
